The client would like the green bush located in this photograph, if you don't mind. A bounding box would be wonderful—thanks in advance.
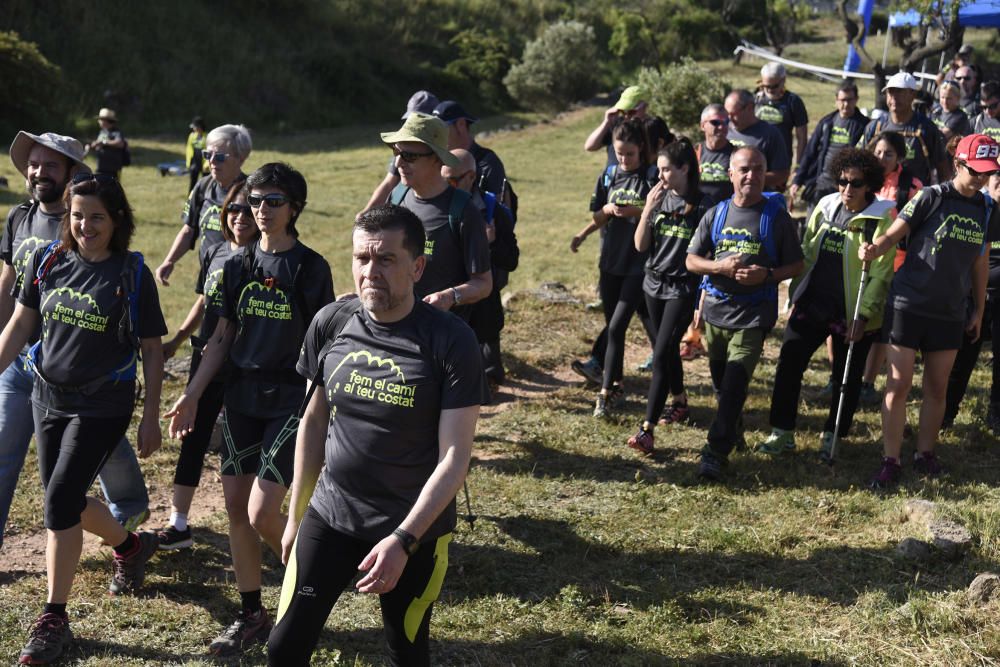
[0,31,65,138]
[504,20,599,112]
[444,28,514,105]
[637,58,732,136]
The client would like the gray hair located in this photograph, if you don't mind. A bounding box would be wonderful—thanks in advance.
[732,145,768,171]
[761,63,786,79]
[701,103,727,122]
[206,124,253,160]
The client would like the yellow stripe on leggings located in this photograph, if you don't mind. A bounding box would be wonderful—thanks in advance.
[403,533,452,642]
[275,533,299,623]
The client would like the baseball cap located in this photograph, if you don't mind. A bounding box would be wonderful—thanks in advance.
[402,91,439,120]
[9,131,91,178]
[433,101,478,125]
[956,133,1000,172]
[380,112,460,168]
[882,72,919,92]
[614,86,647,111]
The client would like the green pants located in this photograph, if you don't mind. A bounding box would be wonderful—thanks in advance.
[703,323,767,457]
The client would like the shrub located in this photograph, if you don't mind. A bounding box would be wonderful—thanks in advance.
[504,20,599,112]
[0,31,65,138]
[636,58,731,136]
[445,28,514,105]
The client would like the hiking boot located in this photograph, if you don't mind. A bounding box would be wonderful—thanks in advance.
[869,457,902,491]
[18,612,73,665]
[627,428,654,455]
[636,354,653,372]
[819,431,835,461]
[209,609,272,656]
[593,393,608,419]
[657,401,690,426]
[757,429,796,455]
[157,524,193,551]
[859,382,879,407]
[109,531,159,595]
[913,451,945,477]
[121,508,150,532]
[571,357,603,385]
[698,450,726,482]
[607,384,625,409]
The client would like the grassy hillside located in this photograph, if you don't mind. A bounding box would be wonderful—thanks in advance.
[4,50,1000,666]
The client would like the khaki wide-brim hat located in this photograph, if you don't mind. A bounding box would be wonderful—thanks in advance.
[380,112,460,168]
[9,131,90,177]
[97,107,118,122]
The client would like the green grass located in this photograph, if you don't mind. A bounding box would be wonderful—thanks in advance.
[6,30,1000,666]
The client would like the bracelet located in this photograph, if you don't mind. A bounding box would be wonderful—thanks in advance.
[451,286,462,306]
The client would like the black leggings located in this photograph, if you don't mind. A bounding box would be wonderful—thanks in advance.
[33,408,133,531]
[643,292,696,424]
[174,351,226,487]
[599,271,645,390]
[268,506,451,667]
[944,297,999,422]
[769,309,876,436]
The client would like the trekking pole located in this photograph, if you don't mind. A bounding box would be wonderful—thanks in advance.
[824,221,877,465]
[461,480,476,528]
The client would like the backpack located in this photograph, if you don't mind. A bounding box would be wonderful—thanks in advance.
[867,116,931,160]
[26,241,144,393]
[699,192,786,305]
[7,201,32,240]
[481,190,514,228]
[389,184,472,246]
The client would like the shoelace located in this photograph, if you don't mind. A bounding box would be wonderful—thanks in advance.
[27,615,65,644]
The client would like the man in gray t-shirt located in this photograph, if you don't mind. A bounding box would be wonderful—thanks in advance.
[725,89,790,191]
[686,146,804,480]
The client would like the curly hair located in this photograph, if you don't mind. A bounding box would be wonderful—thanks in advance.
[829,147,885,193]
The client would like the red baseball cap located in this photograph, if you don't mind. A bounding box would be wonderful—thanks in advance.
[956,133,1000,173]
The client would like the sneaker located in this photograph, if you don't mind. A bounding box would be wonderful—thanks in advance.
[636,354,653,372]
[869,456,902,491]
[571,357,603,385]
[109,531,159,595]
[757,429,796,455]
[697,449,726,481]
[593,393,608,419]
[859,382,879,406]
[209,609,272,656]
[607,384,625,409]
[819,431,835,460]
[18,613,73,665]
[627,428,654,455]
[657,401,690,426]
[913,451,945,477]
[120,508,150,532]
[157,525,193,551]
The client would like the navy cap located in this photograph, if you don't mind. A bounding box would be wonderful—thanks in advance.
[402,91,439,120]
[433,101,478,125]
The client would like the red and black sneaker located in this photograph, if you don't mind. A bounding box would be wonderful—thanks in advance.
[657,401,690,426]
[19,612,73,665]
[627,428,654,455]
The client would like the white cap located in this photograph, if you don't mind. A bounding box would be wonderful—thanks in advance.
[882,72,919,92]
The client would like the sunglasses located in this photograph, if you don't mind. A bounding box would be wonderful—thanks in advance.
[446,170,475,188]
[763,83,782,91]
[963,162,999,177]
[837,178,866,189]
[71,172,118,186]
[202,151,229,164]
[226,203,252,216]
[984,100,1000,111]
[955,76,973,82]
[392,145,434,163]
[247,193,290,208]
[707,119,730,128]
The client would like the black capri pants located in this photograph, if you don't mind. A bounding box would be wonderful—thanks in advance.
[174,350,226,487]
[268,506,451,667]
[33,407,132,531]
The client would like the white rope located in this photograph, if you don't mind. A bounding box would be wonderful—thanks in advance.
[733,42,938,83]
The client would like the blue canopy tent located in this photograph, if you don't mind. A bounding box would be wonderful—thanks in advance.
[889,0,1000,28]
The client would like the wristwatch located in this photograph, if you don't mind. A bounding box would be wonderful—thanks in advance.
[766,267,775,282]
[451,286,462,306]
[393,528,420,556]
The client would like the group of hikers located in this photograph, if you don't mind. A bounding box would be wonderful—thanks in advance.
[3,48,1000,664]
[570,59,1000,490]
[3,90,514,665]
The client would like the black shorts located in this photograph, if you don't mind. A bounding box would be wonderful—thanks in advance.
[220,408,298,487]
[882,307,965,352]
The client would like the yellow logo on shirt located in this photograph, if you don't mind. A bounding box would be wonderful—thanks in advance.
[327,350,415,408]
[238,281,292,321]
[41,287,109,332]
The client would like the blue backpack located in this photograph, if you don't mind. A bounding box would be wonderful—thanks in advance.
[699,192,786,306]
[26,241,144,393]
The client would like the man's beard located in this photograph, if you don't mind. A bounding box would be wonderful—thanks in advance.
[29,177,67,204]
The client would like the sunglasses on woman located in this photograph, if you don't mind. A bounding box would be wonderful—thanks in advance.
[837,178,865,189]
[226,203,253,216]
[247,193,290,208]
[202,151,229,164]
[71,172,118,185]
